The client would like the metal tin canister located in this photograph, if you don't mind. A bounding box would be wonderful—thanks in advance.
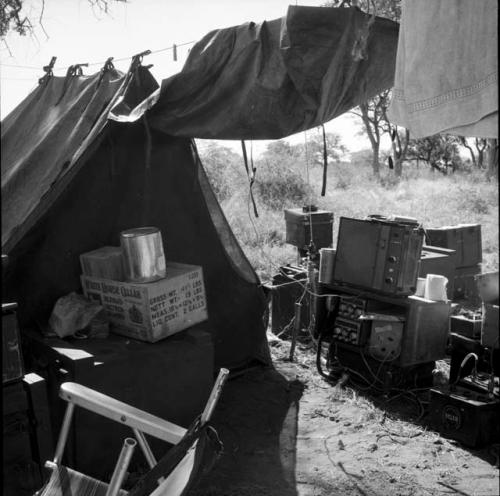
[120,227,166,283]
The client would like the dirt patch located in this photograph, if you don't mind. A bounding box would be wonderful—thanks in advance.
[190,339,499,496]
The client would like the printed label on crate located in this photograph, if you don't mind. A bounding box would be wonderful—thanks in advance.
[148,271,206,330]
[81,263,207,342]
[81,278,149,329]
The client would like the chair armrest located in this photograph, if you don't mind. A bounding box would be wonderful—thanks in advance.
[59,382,186,445]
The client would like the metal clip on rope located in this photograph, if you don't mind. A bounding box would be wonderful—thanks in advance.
[38,56,57,85]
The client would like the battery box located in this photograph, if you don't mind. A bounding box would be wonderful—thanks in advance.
[429,385,500,448]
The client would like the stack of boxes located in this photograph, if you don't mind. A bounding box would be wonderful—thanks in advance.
[79,246,208,343]
[317,216,451,386]
[2,304,53,496]
[271,206,334,335]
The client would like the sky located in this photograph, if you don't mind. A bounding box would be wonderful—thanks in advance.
[0,0,375,155]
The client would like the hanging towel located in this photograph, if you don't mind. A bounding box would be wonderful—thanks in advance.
[387,0,498,138]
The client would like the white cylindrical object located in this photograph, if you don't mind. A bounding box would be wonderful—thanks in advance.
[415,277,426,297]
[424,274,448,301]
[120,227,166,283]
[318,248,336,284]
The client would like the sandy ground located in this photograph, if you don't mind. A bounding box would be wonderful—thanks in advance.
[190,339,499,496]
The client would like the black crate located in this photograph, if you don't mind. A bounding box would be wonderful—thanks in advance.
[284,207,334,250]
[2,307,24,385]
[429,386,500,448]
[450,314,482,339]
[2,381,43,496]
[426,225,482,268]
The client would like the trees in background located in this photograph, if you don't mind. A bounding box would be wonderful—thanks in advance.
[351,93,388,177]
[199,132,345,208]
[1,0,126,38]
[458,138,489,170]
[295,131,347,168]
[196,142,245,202]
[406,135,462,175]
[457,137,498,179]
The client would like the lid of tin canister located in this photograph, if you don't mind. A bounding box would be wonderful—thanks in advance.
[120,227,159,238]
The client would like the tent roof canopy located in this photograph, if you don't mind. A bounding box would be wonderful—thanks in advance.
[111,5,399,139]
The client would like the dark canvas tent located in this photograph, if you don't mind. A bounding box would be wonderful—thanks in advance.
[1,65,270,369]
[1,6,399,370]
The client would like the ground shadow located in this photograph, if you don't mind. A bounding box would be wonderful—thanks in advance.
[189,365,305,496]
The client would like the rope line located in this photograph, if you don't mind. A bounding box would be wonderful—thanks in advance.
[0,40,195,72]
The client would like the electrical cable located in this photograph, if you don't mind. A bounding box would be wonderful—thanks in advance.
[315,327,428,420]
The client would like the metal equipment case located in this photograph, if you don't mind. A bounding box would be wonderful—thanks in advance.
[284,207,334,249]
[425,224,482,268]
[333,217,424,296]
[419,246,456,299]
[398,296,451,367]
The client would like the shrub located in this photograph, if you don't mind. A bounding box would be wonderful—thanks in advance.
[254,160,313,210]
[198,141,246,202]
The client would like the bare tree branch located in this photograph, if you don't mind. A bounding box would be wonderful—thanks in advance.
[38,0,48,40]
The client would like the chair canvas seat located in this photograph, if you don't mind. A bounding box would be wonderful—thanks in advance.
[37,465,128,496]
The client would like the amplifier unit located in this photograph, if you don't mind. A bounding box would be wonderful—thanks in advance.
[332,296,401,350]
[332,317,370,346]
[333,217,424,296]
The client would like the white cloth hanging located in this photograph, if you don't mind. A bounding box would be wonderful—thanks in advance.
[387,0,498,138]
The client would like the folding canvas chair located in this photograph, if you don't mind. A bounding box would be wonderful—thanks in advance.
[35,368,229,496]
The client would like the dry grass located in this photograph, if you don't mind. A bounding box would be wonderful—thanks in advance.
[215,160,498,282]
